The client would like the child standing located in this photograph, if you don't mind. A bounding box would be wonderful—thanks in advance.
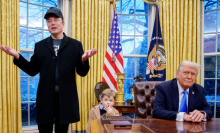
[86,89,119,133]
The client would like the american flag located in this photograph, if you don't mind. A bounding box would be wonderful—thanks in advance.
[102,5,123,92]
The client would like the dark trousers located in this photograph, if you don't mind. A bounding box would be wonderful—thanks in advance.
[38,92,69,133]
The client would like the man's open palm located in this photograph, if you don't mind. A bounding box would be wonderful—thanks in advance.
[82,48,97,63]
[0,45,19,59]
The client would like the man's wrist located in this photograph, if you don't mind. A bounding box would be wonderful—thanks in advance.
[15,53,20,59]
[200,111,206,120]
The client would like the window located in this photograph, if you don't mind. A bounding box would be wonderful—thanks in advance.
[204,0,220,118]
[115,0,149,102]
[19,0,59,126]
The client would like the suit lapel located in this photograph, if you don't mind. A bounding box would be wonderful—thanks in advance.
[58,33,69,53]
[171,79,179,111]
[45,37,55,56]
[188,86,195,113]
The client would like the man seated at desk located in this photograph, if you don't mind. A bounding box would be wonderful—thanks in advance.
[153,61,212,122]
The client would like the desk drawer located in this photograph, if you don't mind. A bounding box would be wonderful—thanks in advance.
[114,107,135,113]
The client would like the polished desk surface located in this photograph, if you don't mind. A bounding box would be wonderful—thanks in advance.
[133,118,220,133]
[91,118,220,133]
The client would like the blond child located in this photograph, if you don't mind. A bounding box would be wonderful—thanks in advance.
[86,89,119,133]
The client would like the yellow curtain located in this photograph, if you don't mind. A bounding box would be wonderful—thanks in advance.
[0,0,22,133]
[159,0,202,84]
[71,0,109,131]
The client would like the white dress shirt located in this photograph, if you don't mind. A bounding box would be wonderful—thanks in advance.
[176,80,207,121]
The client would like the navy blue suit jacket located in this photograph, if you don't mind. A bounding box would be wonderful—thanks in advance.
[153,78,212,121]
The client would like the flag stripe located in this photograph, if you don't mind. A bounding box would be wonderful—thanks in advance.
[105,50,123,73]
[102,6,123,91]
[103,66,117,91]
[104,57,117,80]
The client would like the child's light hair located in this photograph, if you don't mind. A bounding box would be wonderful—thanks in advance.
[101,89,117,99]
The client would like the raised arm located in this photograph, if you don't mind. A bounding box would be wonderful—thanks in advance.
[0,45,20,59]
[76,41,97,77]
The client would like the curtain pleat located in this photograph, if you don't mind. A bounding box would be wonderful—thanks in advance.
[160,0,201,84]
[0,0,22,133]
[71,0,109,131]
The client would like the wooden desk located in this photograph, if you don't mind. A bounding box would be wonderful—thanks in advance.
[91,118,220,133]
[93,103,135,114]
[113,103,135,114]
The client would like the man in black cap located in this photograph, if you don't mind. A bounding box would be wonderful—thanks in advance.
[0,7,97,133]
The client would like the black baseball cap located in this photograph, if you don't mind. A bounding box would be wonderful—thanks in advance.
[44,7,64,20]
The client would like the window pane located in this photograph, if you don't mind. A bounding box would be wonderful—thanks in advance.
[135,15,148,35]
[124,58,135,78]
[20,52,28,76]
[20,28,27,48]
[216,102,220,118]
[135,37,148,55]
[30,102,37,125]
[204,79,216,101]
[115,0,121,14]
[44,31,51,39]
[204,11,217,33]
[204,56,216,78]
[122,36,134,54]
[21,103,28,126]
[217,34,220,52]
[122,15,134,35]
[124,79,135,101]
[122,0,134,14]
[21,78,28,101]
[28,4,42,28]
[204,0,217,10]
[217,80,220,101]
[21,0,27,1]
[218,11,220,31]
[204,34,216,53]
[44,7,49,29]
[44,0,58,7]
[208,102,215,118]
[29,0,42,5]
[20,2,27,26]
[217,56,220,78]
[136,57,147,78]
[28,29,42,49]
[136,0,148,14]
[29,53,33,61]
[29,78,39,101]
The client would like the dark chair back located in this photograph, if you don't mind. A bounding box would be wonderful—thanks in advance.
[133,81,162,118]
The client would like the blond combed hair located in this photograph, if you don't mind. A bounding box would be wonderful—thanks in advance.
[101,89,117,99]
[177,60,201,73]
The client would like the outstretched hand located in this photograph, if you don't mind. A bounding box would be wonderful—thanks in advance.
[82,48,97,63]
[0,45,19,59]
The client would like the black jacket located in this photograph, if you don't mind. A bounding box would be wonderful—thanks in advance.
[14,34,89,124]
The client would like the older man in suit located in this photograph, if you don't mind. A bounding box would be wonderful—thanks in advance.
[153,61,212,122]
[0,7,97,133]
